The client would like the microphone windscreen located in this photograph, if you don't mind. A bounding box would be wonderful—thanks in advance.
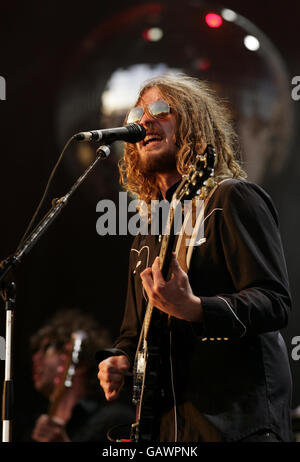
[125,124,146,143]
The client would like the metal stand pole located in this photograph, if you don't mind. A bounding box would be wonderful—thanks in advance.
[1,282,16,442]
[0,144,110,441]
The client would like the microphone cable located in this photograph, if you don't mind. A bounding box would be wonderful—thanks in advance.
[16,135,74,250]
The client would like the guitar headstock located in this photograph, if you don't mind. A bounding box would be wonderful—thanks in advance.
[48,330,87,416]
[175,144,216,202]
[64,330,87,387]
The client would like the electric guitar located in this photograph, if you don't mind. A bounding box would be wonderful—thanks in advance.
[130,144,216,442]
[48,330,87,418]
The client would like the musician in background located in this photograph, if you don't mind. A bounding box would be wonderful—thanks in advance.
[24,308,134,442]
[97,74,293,442]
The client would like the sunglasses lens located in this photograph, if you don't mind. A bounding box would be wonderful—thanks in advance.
[126,106,144,124]
[149,100,170,117]
[126,100,170,124]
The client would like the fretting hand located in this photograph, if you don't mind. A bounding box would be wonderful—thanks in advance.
[140,253,203,323]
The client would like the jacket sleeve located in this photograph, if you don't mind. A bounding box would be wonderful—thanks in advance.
[199,181,292,338]
[111,236,142,368]
[95,236,142,368]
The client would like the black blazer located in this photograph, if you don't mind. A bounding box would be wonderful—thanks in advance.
[99,179,293,442]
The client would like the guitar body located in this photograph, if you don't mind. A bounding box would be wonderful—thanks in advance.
[132,346,161,441]
[130,144,216,442]
[131,309,169,442]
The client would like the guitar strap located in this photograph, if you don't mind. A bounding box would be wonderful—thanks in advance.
[175,178,231,273]
[168,178,230,442]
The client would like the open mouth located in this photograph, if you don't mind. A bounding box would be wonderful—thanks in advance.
[143,134,163,146]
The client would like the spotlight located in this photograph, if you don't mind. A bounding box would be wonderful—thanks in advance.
[205,13,223,28]
[221,8,237,22]
[142,27,163,42]
[196,58,211,71]
[244,35,260,51]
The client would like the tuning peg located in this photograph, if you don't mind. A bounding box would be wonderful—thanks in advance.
[204,177,215,188]
[196,154,205,160]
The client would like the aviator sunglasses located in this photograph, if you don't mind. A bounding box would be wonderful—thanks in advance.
[126,100,171,124]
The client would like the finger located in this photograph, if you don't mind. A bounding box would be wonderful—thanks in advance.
[105,380,124,400]
[140,268,154,296]
[106,357,130,375]
[36,414,50,425]
[140,266,152,279]
[106,389,120,401]
[171,253,186,278]
[98,357,130,391]
[101,372,124,384]
[152,256,161,270]
[151,257,166,287]
[99,357,124,374]
[107,379,123,392]
[100,381,120,401]
[171,252,181,271]
[51,416,65,426]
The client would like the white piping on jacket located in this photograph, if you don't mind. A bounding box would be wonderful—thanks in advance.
[217,296,247,337]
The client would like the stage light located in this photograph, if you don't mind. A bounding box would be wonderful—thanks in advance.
[221,8,237,22]
[205,13,223,28]
[196,58,211,71]
[244,35,260,51]
[142,27,163,42]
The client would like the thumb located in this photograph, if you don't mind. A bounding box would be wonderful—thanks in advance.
[37,414,50,424]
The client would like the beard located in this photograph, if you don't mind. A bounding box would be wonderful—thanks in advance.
[137,150,178,176]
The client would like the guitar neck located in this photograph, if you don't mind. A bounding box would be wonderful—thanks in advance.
[142,215,178,341]
[142,301,154,341]
[47,331,86,418]
[48,395,61,418]
[139,144,216,345]
[48,351,73,418]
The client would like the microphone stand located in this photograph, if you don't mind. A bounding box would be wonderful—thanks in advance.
[0,143,111,442]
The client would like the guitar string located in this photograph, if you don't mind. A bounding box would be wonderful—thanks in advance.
[169,330,178,442]
[131,151,214,440]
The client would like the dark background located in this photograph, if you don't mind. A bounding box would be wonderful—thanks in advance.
[0,0,299,440]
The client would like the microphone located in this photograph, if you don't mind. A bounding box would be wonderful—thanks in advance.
[73,123,146,144]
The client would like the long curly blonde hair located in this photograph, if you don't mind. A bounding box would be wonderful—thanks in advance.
[118,73,246,203]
